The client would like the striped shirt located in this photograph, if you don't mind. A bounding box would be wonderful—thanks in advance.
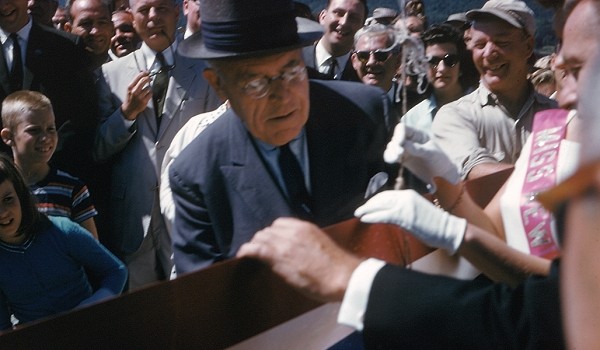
[30,168,98,223]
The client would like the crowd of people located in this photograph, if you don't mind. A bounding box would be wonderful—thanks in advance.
[0,0,598,348]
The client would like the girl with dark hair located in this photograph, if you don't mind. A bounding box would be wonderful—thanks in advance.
[0,154,127,330]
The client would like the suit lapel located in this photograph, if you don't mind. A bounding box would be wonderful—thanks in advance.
[221,114,292,221]
[0,42,10,95]
[156,54,196,141]
[23,24,44,90]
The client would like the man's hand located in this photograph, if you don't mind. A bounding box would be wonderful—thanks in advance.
[355,190,467,254]
[384,123,460,190]
[121,71,153,120]
[237,218,363,303]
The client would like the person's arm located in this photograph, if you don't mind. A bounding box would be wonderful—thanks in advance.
[355,187,551,286]
[61,219,127,305]
[0,292,12,331]
[169,163,222,273]
[380,125,551,285]
[362,261,562,349]
[467,162,515,181]
[79,218,98,240]
[94,69,150,162]
[237,218,563,349]
[70,181,99,240]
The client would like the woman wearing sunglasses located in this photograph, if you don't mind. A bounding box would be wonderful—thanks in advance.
[401,24,476,137]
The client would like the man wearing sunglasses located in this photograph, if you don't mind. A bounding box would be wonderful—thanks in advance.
[350,24,402,99]
[431,0,557,181]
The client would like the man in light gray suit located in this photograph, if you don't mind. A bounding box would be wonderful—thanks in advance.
[94,0,219,290]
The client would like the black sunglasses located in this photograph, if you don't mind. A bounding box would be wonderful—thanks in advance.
[354,49,394,63]
[427,54,459,69]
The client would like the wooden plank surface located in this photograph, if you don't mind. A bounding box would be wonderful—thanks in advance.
[0,220,431,349]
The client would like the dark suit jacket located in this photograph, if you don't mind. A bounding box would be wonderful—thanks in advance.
[363,261,564,349]
[0,22,97,182]
[169,80,392,273]
[302,44,360,82]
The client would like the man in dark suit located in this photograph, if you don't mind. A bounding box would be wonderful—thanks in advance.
[65,0,114,70]
[301,0,366,81]
[169,0,392,274]
[0,0,97,199]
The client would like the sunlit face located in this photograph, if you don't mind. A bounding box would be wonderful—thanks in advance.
[426,42,461,93]
[130,0,179,52]
[469,18,533,96]
[8,110,58,166]
[111,11,140,57]
[183,0,200,35]
[0,0,29,33]
[558,0,600,110]
[51,6,68,30]
[318,0,365,56]
[0,180,23,245]
[206,50,310,146]
[351,33,400,92]
[69,0,114,56]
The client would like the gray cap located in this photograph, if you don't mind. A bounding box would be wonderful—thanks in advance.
[466,0,536,36]
[372,7,398,20]
[446,12,467,24]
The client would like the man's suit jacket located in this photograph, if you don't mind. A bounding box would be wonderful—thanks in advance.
[363,261,564,349]
[169,80,392,273]
[0,22,97,180]
[95,47,219,255]
[302,44,360,82]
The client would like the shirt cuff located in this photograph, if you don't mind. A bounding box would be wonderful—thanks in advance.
[337,258,386,331]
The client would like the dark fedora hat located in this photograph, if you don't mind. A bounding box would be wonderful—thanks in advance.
[179,0,323,59]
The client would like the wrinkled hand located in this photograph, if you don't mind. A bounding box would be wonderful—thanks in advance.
[384,123,460,189]
[236,218,362,302]
[355,190,467,254]
[121,71,153,120]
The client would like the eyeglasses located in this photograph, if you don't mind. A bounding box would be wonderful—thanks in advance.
[241,64,307,99]
[354,49,395,63]
[427,54,459,69]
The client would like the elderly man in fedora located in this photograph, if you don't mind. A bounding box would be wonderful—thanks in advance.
[169,0,394,273]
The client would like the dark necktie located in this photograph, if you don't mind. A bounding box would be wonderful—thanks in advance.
[322,57,337,80]
[9,33,23,92]
[152,52,169,127]
[278,143,312,219]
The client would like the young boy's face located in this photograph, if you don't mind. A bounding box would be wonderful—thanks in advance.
[9,110,57,165]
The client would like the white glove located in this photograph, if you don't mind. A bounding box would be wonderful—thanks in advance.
[354,190,467,254]
[384,124,460,189]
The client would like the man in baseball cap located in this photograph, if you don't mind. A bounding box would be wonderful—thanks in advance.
[430,0,556,181]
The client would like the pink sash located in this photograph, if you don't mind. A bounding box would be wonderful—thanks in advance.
[520,109,569,259]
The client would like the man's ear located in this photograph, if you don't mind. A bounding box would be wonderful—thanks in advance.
[318,9,327,25]
[64,21,72,33]
[1,128,13,147]
[203,68,228,102]
[525,34,535,59]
